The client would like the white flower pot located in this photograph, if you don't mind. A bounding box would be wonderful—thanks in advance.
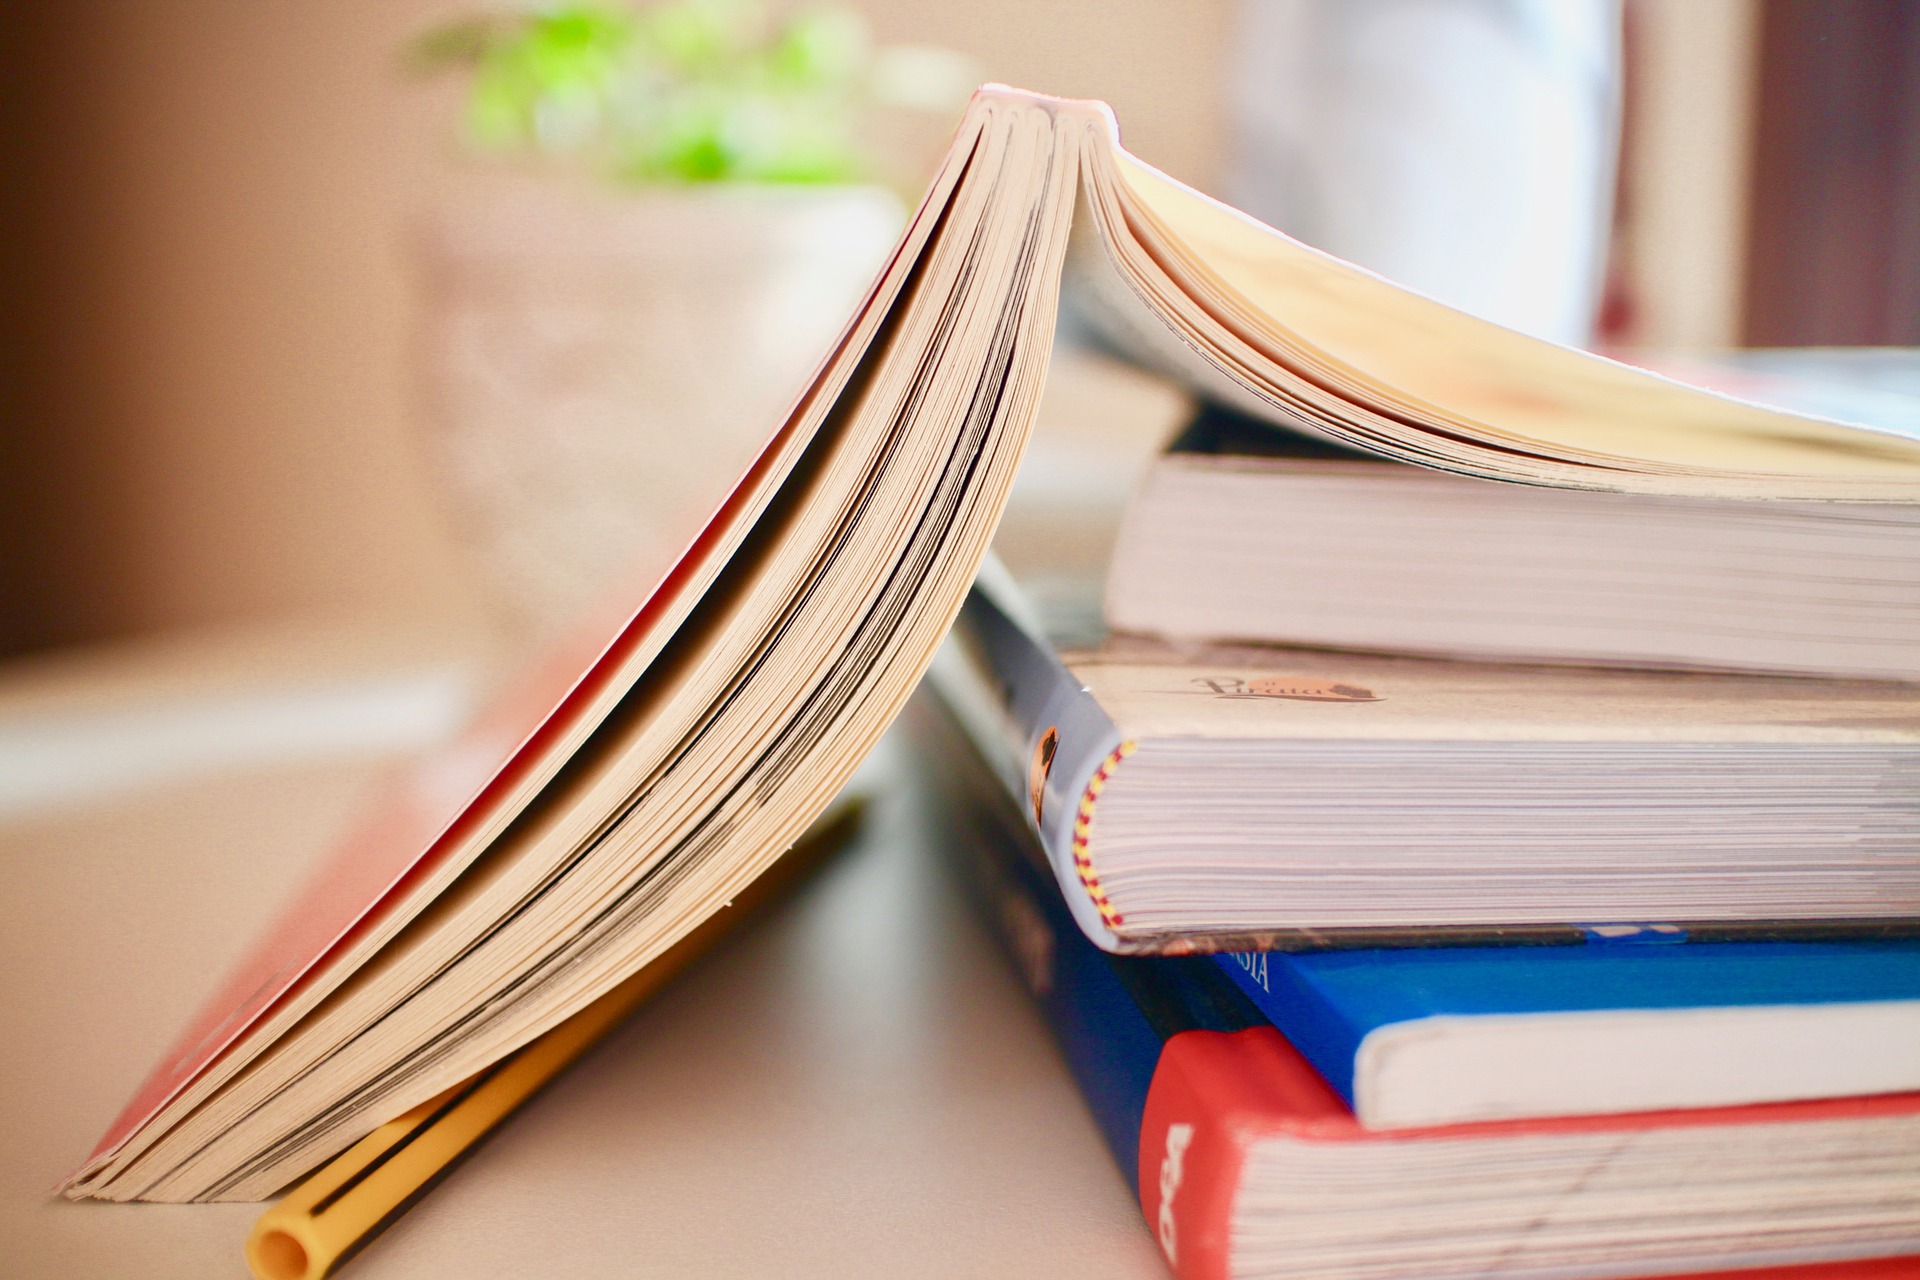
[415,178,904,643]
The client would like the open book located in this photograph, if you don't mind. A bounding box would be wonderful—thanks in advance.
[68,85,1920,1205]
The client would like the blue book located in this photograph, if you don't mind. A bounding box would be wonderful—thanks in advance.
[1215,939,1920,1128]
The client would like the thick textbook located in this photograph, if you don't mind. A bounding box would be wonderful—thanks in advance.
[939,573,1920,953]
[1212,938,1920,1130]
[1104,404,1920,681]
[913,691,1920,1280]
[69,84,1920,1205]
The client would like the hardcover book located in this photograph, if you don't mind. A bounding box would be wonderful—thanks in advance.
[938,570,1920,953]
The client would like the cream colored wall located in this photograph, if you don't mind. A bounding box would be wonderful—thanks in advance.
[11,2,479,650]
[1617,0,1761,351]
[860,0,1233,188]
[4,0,1231,656]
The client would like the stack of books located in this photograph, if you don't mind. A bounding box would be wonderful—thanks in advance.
[921,571,1920,1278]
[63,84,1920,1280]
[906,88,1920,1276]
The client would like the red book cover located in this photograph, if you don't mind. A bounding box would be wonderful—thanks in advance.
[1139,1028,1920,1280]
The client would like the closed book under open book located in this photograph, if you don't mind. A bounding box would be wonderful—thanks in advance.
[940,573,1920,953]
[70,84,1920,1205]
[1212,939,1920,1130]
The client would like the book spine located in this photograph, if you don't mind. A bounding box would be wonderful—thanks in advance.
[1138,1030,1295,1280]
[946,584,1130,950]
[912,688,1163,1183]
[1213,951,1368,1110]
[959,807,1164,1183]
[953,798,1267,1280]
[916,688,1277,1279]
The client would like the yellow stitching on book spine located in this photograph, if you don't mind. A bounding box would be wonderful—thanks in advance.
[1071,741,1135,929]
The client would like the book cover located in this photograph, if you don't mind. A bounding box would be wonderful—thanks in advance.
[1213,938,1920,1128]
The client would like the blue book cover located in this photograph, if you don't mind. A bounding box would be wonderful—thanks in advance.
[943,749,1265,1188]
[1215,938,1920,1129]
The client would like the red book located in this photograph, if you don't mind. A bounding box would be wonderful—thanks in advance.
[1142,1028,1920,1280]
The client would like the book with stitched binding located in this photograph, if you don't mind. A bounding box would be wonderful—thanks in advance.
[68,82,1920,1205]
[936,568,1920,953]
[911,687,1920,1280]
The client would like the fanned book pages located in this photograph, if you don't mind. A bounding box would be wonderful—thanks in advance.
[1062,164,1920,500]
[67,85,1920,1205]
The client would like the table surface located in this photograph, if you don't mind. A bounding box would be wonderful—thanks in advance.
[0,347,1190,1280]
[0,634,1175,1280]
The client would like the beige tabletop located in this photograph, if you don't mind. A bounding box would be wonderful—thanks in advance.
[0,624,1171,1279]
[0,347,1191,1279]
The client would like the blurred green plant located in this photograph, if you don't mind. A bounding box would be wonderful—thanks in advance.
[410,0,973,185]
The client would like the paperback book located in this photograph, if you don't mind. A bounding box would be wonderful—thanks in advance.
[1211,938,1920,1129]
[1104,404,1920,681]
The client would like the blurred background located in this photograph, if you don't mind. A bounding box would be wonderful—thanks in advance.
[0,0,1915,668]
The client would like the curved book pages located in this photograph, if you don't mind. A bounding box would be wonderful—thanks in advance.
[66,84,1920,1205]
[1064,148,1920,500]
